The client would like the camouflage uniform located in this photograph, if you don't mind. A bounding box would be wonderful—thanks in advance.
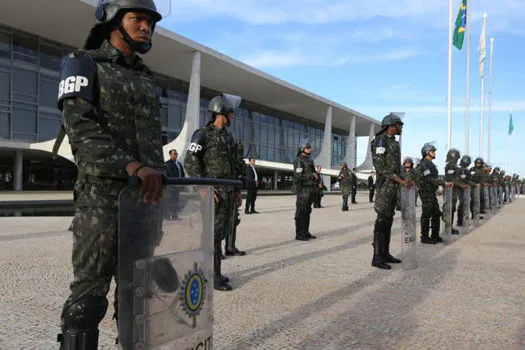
[397,158,416,210]
[56,39,165,346]
[457,156,475,226]
[185,123,236,287]
[470,160,486,214]
[443,149,462,233]
[293,148,319,241]
[371,132,402,265]
[416,157,446,243]
[338,163,351,211]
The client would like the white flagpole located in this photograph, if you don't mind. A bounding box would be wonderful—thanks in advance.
[447,0,453,151]
[488,37,494,163]
[510,108,513,172]
[478,13,487,157]
[465,0,471,154]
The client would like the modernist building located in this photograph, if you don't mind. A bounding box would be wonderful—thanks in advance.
[0,0,380,192]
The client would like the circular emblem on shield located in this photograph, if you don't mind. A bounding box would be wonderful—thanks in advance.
[180,262,207,326]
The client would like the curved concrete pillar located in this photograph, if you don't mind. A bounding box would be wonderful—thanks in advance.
[163,50,201,163]
[357,123,376,171]
[343,114,356,168]
[29,136,74,163]
[314,105,332,189]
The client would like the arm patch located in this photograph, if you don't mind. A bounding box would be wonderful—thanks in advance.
[188,129,207,154]
[57,54,97,111]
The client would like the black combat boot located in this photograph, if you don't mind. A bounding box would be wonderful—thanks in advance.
[371,229,391,269]
[305,214,317,239]
[384,225,401,263]
[430,216,443,243]
[342,195,349,211]
[295,214,309,241]
[421,215,437,244]
[214,248,232,291]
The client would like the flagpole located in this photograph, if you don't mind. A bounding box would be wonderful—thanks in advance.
[447,0,453,151]
[488,37,494,163]
[510,108,513,172]
[479,13,487,157]
[465,0,471,154]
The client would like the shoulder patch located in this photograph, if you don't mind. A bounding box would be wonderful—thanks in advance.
[188,129,206,154]
[57,54,97,111]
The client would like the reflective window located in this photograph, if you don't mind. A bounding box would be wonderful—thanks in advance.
[39,78,59,109]
[13,102,37,134]
[13,33,37,64]
[168,102,181,130]
[0,69,9,102]
[0,111,9,139]
[13,67,37,103]
[12,132,36,142]
[0,30,10,59]
[40,42,63,71]
[160,105,168,128]
[38,116,61,141]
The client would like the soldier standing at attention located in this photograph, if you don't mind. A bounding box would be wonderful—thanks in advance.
[55,0,165,348]
[416,143,453,244]
[457,155,474,228]
[370,113,409,270]
[293,141,319,241]
[184,93,242,292]
[444,149,462,235]
[338,162,351,211]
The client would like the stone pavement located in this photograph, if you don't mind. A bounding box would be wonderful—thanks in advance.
[0,193,524,349]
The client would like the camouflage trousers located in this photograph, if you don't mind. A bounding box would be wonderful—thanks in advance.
[215,187,234,274]
[295,186,316,236]
[372,180,397,258]
[420,193,441,238]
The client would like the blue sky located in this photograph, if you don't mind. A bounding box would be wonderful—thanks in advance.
[159,0,524,176]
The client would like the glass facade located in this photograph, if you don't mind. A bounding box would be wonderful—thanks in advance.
[0,24,349,168]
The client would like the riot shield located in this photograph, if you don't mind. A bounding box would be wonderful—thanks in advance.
[505,186,510,203]
[483,186,491,219]
[461,188,471,233]
[473,186,481,226]
[400,186,417,270]
[117,177,242,350]
[490,186,497,214]
[441,186,453,243]
[498,186,503,207]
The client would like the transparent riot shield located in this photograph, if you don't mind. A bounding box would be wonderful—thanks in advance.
[473,186,481,226]
[117,177,242,350]
[401,186,417,270]
[490,186,497,214]
[441,186,453,243]
[461,188,471,233]
[498,186,503,207]
[483,186,491,218]
[505,186,510,203]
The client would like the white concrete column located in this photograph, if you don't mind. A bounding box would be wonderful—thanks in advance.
[14,150,23,191]
[314,106,332,191]
[273,170,279,190]
[357,123,376,171]
[163,50,201,163]
[344,115,356,168]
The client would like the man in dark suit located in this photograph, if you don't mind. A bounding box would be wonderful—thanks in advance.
[245,157,259,214]
[165,149,185,219]
[351,168,358,204]
[368,170,376,202]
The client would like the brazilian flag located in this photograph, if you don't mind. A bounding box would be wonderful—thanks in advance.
[453,0,467,50]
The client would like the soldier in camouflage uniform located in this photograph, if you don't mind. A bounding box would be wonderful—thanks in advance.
[397,157,416,210]
[55,1,166,348]
[457,155,475,227]
[224,127,247,257]
[443,149,463,234]
[415,143,453,244]
[470,158,487,216]
[293,140,319,241]
[338,162,351,211]
[184,93,242,292]
[370,113,409,269]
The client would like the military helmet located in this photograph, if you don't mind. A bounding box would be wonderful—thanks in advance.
[403,157,414,167]
[421,143,437,158]
[446,148,461,163]
[381,113,404,129]
[297,138,312,153]
[340,162,348,168]
[474,157,484,166]
[493,166,500,172]
[460,155,471,167]
[208,93,242,116]
[95,0,162,23]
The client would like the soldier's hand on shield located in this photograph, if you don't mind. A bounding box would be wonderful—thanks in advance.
[133,166,164,204]
[476,183,481,188]
[313,173,319,180]
[236,191,242,207]
[445,182,454,188]
[198,188,219,203]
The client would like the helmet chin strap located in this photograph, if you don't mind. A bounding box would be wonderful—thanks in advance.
[118,25,152,54]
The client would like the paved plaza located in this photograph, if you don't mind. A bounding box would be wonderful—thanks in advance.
[1,193,524,349]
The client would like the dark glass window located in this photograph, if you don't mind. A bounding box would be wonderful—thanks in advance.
[38,115,61,141]
[13,67,37,103]
[0,30,10,59]
[12,102,37,134]
[168,103,181,130]
[0,69,10,102]
[39,78,59,109]
[0,111,9,139]
[160,105,168,128]
[13,33,38,64]
[40,42,63,71]
[12,132,36,142]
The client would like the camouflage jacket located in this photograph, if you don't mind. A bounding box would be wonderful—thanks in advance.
[459,166,475,186]
[416,158,445,197]
[293,153,318,187]
[338,168,351,187]
[490,171,499,185]
[184,123,234,180]
[225,129,246,181]
[444,162,462,190]
[399,167,416,182]
[469,166,485,184]
[57,40,164,181]
[371,133,401,186]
